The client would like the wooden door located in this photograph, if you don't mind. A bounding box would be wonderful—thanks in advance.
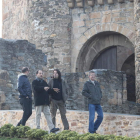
[93,46,117,70]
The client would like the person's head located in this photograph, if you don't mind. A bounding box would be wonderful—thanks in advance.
[53,69,61,81]
[89,71,96,81]
[36,70,43,79]
[22,67,29,75]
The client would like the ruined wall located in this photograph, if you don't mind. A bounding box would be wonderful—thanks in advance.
[0,38,46,110]
[2,0,72,74]
[63,69,140,115]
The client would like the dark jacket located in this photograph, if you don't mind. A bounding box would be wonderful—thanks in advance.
[17,74,32,99]
[82,80,102,105]
[48,79,68,102]
[32,79,50,106]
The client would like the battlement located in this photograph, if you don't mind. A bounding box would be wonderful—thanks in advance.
[67,0,134,8]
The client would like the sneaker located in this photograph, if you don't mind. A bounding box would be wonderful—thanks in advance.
[50,127,59,133]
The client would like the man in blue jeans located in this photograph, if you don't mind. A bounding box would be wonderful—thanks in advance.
[82,71,103,134]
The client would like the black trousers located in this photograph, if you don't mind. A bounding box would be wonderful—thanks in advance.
[17,98,32,126]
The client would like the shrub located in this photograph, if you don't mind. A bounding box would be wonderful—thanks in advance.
[16,125,30,138]
[0,124,140,140]
[26,129,48,140]
[0,124,13,137]
[9,125,30,138]
[42,133,56,140]
[9,126,19,137]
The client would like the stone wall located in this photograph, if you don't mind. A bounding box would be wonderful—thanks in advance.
[2,0,135,74]
[2,0,139,108]
[64,69,127,110]
[134,0,140,104]
[0,110,140,137]
[2,0,72,74]
[2,0,29,40]
[0,38,46,110]
[63,69,140,115]
[71,0,135,72]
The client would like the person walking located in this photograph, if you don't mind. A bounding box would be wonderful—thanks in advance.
[32,70,59,133]
[82,71,103,134]
[17,67,32,126]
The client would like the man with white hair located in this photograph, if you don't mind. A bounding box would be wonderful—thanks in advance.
[82,71,103,134]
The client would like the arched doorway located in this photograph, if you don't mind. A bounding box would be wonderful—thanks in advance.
[76,32,134,72]
[91,46,135,102]
[76,32,135,101]
[121,54,135,102]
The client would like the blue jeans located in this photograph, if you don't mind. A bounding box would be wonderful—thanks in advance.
[89,104,103,133]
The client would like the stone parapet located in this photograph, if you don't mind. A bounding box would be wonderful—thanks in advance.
[67,0,134,8]
[0,110,140,137]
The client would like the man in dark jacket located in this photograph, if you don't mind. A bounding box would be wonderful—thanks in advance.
[82,71,103,134]
[32,70,59,133]
[17,67,32,126]
[48,69,69,130]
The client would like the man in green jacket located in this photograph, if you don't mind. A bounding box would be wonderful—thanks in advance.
[82,71,103,134]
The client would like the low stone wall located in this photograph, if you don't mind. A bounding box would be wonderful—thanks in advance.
[0,110,140,137]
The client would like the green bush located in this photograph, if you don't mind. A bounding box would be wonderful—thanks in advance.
[9,126,19,137]
[9,125,30,138]
[42,133,56,140]
[26,128,48,140]
[0,124,140,140]
[16,125,30,138]
[58,130,78,140]
[0,124,13,137]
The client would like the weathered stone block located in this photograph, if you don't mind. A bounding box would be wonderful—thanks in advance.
[90,12,101,19]
[76,2,84,7]
[87,0,94,6]
[97,0,104,5]
[102,14,112,23]
[67,0,75,8]
[107,0,114,4]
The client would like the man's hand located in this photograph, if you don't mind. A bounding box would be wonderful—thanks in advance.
[44,87,50,91]
[53,88,60,93]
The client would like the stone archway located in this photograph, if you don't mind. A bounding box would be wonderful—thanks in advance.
[76,32,134,72]
[121,54,135,102]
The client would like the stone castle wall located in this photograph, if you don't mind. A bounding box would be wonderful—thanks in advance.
[0,38,138,115]
[3,0,72,75]
[0,39,46,110]
[2,0,29,40]
[3,0,140,105]
[0,37,139,115]
[2,0,135,74]
[64,69,140,115]
[71,0,135,72]
[0,110,140,137]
